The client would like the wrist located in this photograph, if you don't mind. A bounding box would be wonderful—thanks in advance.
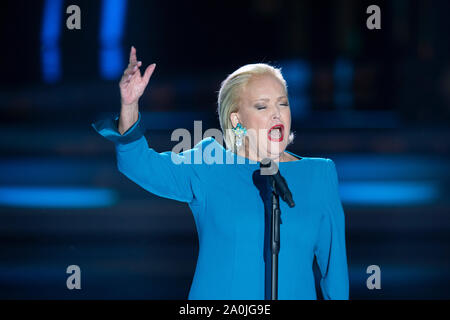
[118,107,139,135]
[121,101,139,110]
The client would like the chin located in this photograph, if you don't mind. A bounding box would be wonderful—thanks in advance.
[265,140,287,157]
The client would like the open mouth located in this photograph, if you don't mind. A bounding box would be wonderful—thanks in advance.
[268,124,284,142]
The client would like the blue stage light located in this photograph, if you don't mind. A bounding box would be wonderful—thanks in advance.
[334,155,448,180]
[279,59,311,119]
[99,0,128,79]
[333,58,354,109]
[0,187,118,209]
[41,0,64,83]
[339,181,439,206]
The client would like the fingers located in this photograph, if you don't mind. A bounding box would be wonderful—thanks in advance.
[121,61,142,84]
[129,46,137,64]
[124,61,142,76]
[122,45,156,87]
[143,63,156,84]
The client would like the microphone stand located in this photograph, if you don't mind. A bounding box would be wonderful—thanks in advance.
[264,178,282,300]
[256,158,295,300]
[271,178,282,300]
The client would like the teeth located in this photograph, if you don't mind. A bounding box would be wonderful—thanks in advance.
[269,128,281,139]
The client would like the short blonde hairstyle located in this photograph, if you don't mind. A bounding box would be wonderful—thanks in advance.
[217,63,294,153]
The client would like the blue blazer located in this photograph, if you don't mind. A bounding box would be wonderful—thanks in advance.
[92,113,349,300]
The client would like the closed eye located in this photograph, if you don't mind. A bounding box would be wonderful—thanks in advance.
[255,105,266,110]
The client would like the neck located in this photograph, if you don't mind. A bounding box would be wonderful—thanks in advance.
[236,143,286,163]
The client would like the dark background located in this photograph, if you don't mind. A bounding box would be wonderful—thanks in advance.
[0,0,449,299]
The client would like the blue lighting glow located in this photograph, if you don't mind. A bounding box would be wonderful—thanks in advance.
[40,0,63,83]
[41,48,61,83]
[99,0,128,79]
[0,187,118,209]
[339,181,439,206]
[333,155,449,181]
[280,59,311,119]
[333,58,354,109]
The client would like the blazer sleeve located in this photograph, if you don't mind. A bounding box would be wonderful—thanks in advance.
[91,113,203,204]
[314,159,349,300]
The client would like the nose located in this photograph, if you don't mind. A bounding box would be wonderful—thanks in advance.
[271,105,281,120]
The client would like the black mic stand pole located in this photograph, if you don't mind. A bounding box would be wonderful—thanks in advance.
[271,178,281,300]
[264,178,282,300]
[260,158,295,300]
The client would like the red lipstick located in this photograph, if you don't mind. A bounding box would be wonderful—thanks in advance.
[268,124,284,142]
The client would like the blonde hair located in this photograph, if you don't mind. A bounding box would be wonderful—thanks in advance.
[217,63,294,153]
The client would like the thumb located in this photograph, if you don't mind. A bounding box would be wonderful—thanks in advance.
[143,63,156,84]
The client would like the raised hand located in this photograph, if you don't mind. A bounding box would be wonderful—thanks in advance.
[119,46,156,107]
[118,47,156,134]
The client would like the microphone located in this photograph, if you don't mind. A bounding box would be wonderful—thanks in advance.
[260,158,295,208]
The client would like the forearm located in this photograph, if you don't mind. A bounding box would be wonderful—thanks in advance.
[115,134,196,203]
[118,103,139,135]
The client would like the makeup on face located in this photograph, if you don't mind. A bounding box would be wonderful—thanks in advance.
[233,74,292,161]
[268,123,284,142]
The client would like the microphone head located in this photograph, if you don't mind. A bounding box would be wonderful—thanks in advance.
[260,158,296,208]
[260,158,279,176]
[260,158,271,167]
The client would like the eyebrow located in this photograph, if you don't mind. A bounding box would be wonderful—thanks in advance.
[253,96,288,102]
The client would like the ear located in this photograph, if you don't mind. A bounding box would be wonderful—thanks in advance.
[230,112,239,128]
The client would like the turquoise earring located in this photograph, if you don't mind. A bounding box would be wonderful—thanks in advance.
[232,123,247,150]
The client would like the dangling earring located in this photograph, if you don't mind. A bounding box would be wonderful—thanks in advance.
[232,123,247,150]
